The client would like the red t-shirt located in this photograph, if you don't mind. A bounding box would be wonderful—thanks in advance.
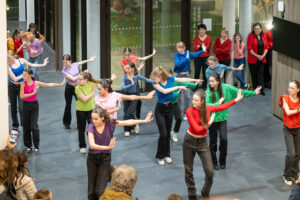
[120,55,139,74]
[213,38,232,61]
[186,100,236,136]
[14,38,24,58]
[279,95,300,129]
[192,35,211,57]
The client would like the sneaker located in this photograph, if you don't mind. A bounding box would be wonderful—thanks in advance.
[134,124,140,134]
[64,124,71,130]
[25,148,32,153]
[283,176,293,186]
[183,115,188,120]
[157,159,165,166]
[164,157,173,164]
[34,148,39,154]
[80,148,87,154]
[124,131,130,137]
[171,131,178,142]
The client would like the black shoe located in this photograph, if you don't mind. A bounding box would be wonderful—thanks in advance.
[260,90,265,96]
[213,163,220,170]
[201,191,210,199]
[188,195,197,200]
[64,124,71,130]
[220,164,226,169]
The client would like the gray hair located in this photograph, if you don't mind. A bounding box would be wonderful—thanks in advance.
[111,165,137,195]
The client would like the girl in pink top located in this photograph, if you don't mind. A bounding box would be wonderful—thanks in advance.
[20,69,65,153]
[233,33,248,89]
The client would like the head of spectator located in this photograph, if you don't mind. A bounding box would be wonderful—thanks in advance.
[0,149,18,185]
[252,23,264,36]
[34,189,53,200]
[220,27,229,40]
[176,42,186,55]
[167,194,183,200]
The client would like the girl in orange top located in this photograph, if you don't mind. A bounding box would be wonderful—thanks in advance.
[279,80,300,186]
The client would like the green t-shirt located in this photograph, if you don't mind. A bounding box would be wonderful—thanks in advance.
[172,82,197,104]
[206,84,256,122]
[75,81,97,111]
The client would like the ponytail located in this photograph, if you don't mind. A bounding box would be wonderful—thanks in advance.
[194,90,208,127]
[80,72,100,83]
[24,68,36,81]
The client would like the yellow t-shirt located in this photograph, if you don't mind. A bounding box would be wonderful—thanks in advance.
[7,37,14,50]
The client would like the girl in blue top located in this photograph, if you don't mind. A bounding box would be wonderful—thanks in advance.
[7,50,49,133]
[121,62,154,137]
[150,66,201,166]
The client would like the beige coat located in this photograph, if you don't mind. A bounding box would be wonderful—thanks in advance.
[14,175,37,200]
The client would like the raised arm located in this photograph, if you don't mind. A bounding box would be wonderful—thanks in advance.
[281,98,300,116]
[121,90,155,100]
[116,111,153,126]
[78,56,96,66]
[88,133,116,150]
[20,82,38,99]
[208,89,243,112]
[36,78,66,88]
[152,84,187,94]
[138,49,156,61]
[21,57,49,68]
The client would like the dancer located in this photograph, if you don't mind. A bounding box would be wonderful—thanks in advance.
[27,30,43,81]
[279,80,300,186]
[183,89,244,199]
[121,62,154,136]
[61,54,96,130]
[150,66,201,166]
[233,33,248,89]
[7,50,49,133]
[247,23,268,96]
[86,106,153,199]
[20,69,65,153]
[13,29,25,58]
[206,73,261,170]
[174,41,206,119]
[213,27,232,82]
[205,56,243,88]
[192,24,211,88]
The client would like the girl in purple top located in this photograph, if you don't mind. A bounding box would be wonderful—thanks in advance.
[20,69,65,153]
[61,54,96,130]
[27,30,43,81]
[86,106,153,199]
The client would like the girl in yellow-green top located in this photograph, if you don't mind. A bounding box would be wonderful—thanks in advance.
[206,73,261,170]
[75,71,100,154]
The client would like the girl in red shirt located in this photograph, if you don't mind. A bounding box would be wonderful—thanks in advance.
[192,24,211,88]
[13,29,25,58]
[279,80,300,186]
[183,89,243,199]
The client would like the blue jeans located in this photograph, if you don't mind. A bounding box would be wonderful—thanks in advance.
[29,55,42,81]
[233,58,246,87]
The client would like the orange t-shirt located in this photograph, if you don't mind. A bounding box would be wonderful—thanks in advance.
[279,95,300,129]
[120,55,139,74]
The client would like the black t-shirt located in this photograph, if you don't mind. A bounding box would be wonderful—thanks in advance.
[256,35,264,55]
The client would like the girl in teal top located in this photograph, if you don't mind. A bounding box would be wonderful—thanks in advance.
[206,73,261,170]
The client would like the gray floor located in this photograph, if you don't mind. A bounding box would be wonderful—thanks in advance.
[9,70,295,200]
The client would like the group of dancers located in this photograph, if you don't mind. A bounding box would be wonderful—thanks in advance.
[7,22,300,200]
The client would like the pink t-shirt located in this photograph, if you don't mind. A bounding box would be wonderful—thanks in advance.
[94,92,122,119]
[233,42,245,59]
[24,80,38,102]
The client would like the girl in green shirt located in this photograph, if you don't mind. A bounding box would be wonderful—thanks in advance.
[206,73,261,170]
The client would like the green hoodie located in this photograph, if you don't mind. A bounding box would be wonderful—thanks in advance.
[206,83,256,122]
[172,82,197,104]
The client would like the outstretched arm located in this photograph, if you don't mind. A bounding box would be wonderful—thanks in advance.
[138,49,156,61]
[116,111,153,126]
[282,98,300,116]
[78,56,96,66]
[121,90,155,100]
[36,78,66,88]
[21,58,49,68]
[152,84,186,94]
[174,77,203,84]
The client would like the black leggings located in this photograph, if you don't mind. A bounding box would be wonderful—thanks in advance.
[23,101,40,149]
[172,102,182,133]
[63,83,77,126]
[76,110,92,148]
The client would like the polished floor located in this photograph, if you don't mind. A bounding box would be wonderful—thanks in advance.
[9,69,295,200]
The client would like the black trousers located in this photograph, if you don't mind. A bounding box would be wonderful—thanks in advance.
[63,83,77,126]
[76,110,92,148]
[249,61,264,90]
[23,101,40,149]
[264,49,272,88]
[8,82,23,128]
[172,102,182,133]
[87,153,111,200]
[219,59,231,83]
[182,133,214,198]
[194,57,209,89]
[208,120,227,165]
[155,102,173,159]
[123,99,137,132]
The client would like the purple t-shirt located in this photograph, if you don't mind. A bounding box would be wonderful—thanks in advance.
[62,62,79,84]
[86,122,116,154]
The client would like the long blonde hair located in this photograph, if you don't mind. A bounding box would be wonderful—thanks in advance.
[150,66,171,82]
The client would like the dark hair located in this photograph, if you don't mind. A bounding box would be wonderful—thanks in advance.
[34,189,52,200]
[98,79,113,93]
[15,151,30,186]
[62,54,72,61]
[209,73,223,103]
[79,72,100,83]
[123,47,132,54]
[198,24,207,31]
[28,23,37,32]
[92,106,112,123]
[233,33,243,48]
[31,30,40,39]
[291,80,300,97]
[13,29,22,39]
[125,62,138,75]
[23,68,36,81]
[252,23,264,36]
[194,90,208,126]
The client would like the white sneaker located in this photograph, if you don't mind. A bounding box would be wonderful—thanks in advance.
[135,124,140,134]
[283,176,293,186]
[171,131,178,142]
[124,131,130,137]
[80,148,87,154]
[183,115,188,120]
[157,159,165,166]
[164,157,173,164]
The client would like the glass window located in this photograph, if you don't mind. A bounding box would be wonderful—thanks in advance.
[6,0,19,21]
[252,0,274,30]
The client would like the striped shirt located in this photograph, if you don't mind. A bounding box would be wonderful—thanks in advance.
[94,92,122,119]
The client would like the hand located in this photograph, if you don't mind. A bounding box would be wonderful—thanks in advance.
[220,69,225,78]
[43,57,49,66]
[22,40,27,46]
[238,64,244,71]
[146,90,155,99]
[60,78,66,86]
[201,44,207,52]
[218,96,225,104]
[111,74,116,81]
[195,79,204,84]
[208,113,216,126]
[297,105,300,112]
[234,89,244,102]
[186,51,189,59]
[197,45,200,48]
[255,86,262,95]
[257,55,263,61]
[6,135,17,150]
[89,56,96,62]
[84,68,91,73]
[138,61,145,70]
[152,48,157,55]
[108,137,116,149]
[177,86,187,90]
[144,111,153,123]
[33,87,39,94]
